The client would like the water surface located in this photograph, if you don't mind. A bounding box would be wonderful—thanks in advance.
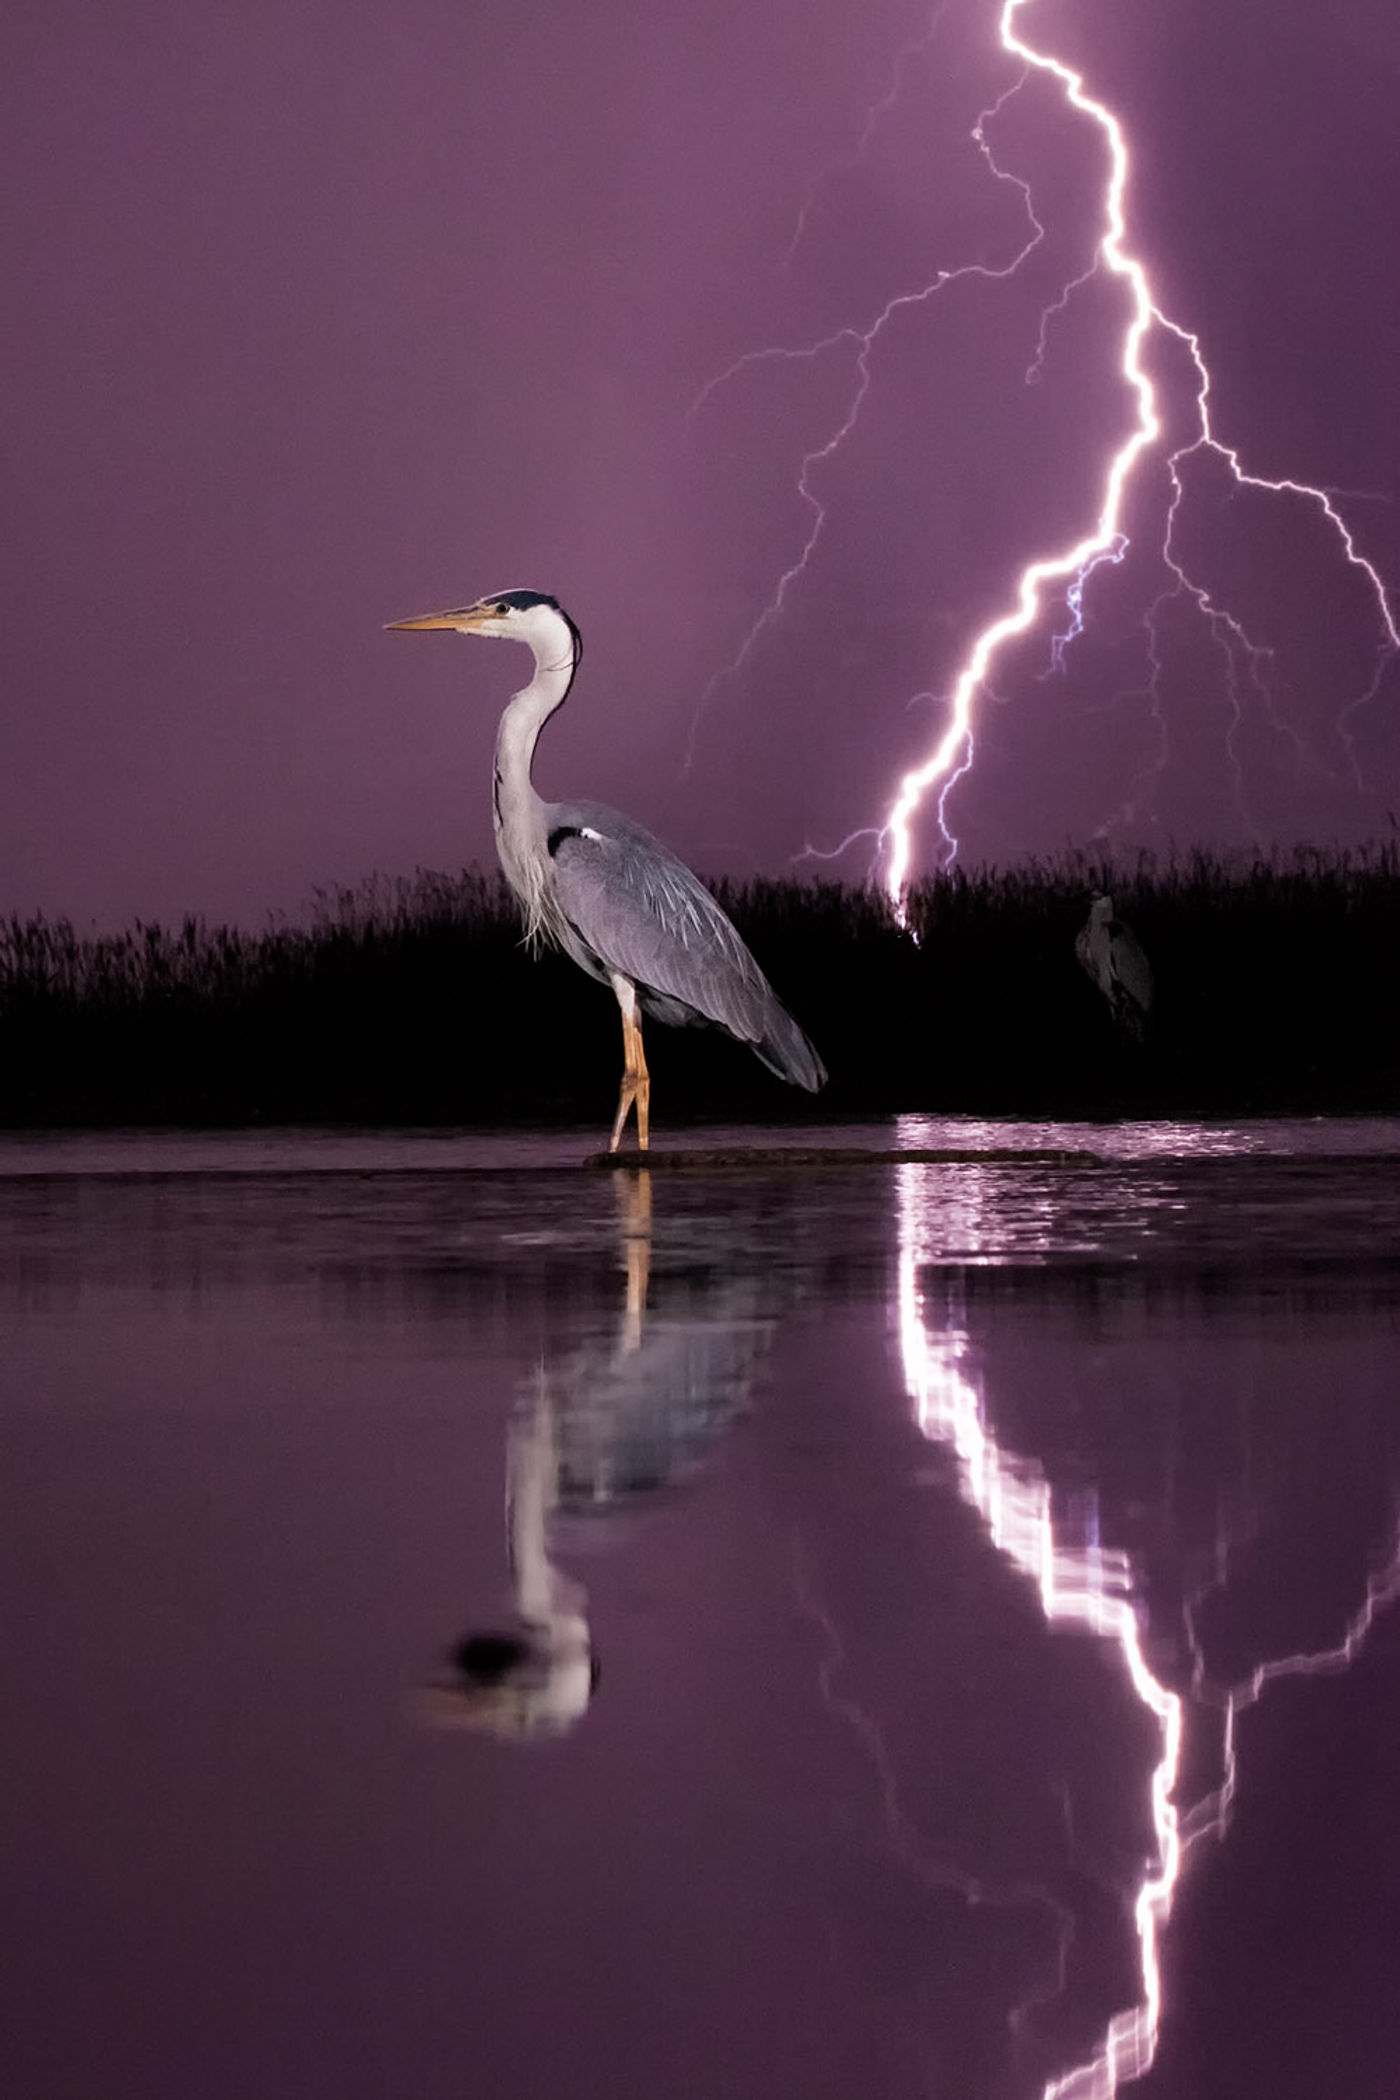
[3,1120,1398,2098]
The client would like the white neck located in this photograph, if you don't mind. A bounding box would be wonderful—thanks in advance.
[491,608,578,938]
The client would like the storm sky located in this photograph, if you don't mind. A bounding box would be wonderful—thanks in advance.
[5,0,1400,926]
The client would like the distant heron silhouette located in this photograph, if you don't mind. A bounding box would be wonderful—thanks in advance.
[1075,894,1153,1040]
[388,590,824,1148]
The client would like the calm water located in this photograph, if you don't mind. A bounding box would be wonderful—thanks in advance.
[3,1119,1399,2099]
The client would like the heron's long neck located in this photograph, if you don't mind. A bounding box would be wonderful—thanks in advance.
[492,630,576,932]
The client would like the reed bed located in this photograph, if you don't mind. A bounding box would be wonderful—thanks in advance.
[1,847,1396,1125]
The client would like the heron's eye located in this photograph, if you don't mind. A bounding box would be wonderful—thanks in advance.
[495,601,510,617]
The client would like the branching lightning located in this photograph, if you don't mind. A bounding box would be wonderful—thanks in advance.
[886,0,1400,915]
[1181,1522,1400,1855]
[694,0,1399,917]
[781,4,951,274]
[685,69,1041,801]
[790,1528,1077,1948]
[896,1162,1400,2098]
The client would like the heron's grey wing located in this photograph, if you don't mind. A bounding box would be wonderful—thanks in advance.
[1075,918,1113,1000]
[1108,919,1153,1015]
[546,802,824,1090]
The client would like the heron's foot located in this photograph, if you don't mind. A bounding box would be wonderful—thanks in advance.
[608,1084,651,1151]
[609,1078,642,1153]
[609,997,651,1152]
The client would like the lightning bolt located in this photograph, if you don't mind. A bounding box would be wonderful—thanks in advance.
[685,66,1043,788]
[883,0,1400,911]
[691,2,1399,913]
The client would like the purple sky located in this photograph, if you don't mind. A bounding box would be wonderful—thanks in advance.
[5,0,1400,927]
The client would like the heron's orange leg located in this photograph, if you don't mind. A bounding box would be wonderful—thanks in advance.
[609,993,651,1153]
[633,1015,650,1151]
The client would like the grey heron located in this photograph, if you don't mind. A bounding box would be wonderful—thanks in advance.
[388,589,825,1148]
[1075,893,1153,1040]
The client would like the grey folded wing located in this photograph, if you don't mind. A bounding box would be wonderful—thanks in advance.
[1108,922,1153,1014]
[546,802,825,1089]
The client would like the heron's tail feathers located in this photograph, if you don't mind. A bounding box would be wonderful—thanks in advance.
[1110,989,1150,1045]
[754,1002,826,1092]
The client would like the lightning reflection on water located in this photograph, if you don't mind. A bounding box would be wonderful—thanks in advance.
[896,1162,1181,2094]
[895,1159,1400,2097]
[1181,1527,1400,1859]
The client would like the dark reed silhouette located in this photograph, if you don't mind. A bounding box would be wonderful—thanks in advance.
[1,845,1397,1126]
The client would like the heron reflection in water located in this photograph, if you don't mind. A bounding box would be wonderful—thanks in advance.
[421,1170,778,1738]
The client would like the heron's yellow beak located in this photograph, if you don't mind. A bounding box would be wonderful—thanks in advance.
[385,607,492,633]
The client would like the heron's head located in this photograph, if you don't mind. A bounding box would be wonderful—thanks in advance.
[415,1628,599,1741]
[386,589,580,672]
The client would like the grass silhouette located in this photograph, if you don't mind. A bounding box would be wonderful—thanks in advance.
[1,846,1396,1126]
